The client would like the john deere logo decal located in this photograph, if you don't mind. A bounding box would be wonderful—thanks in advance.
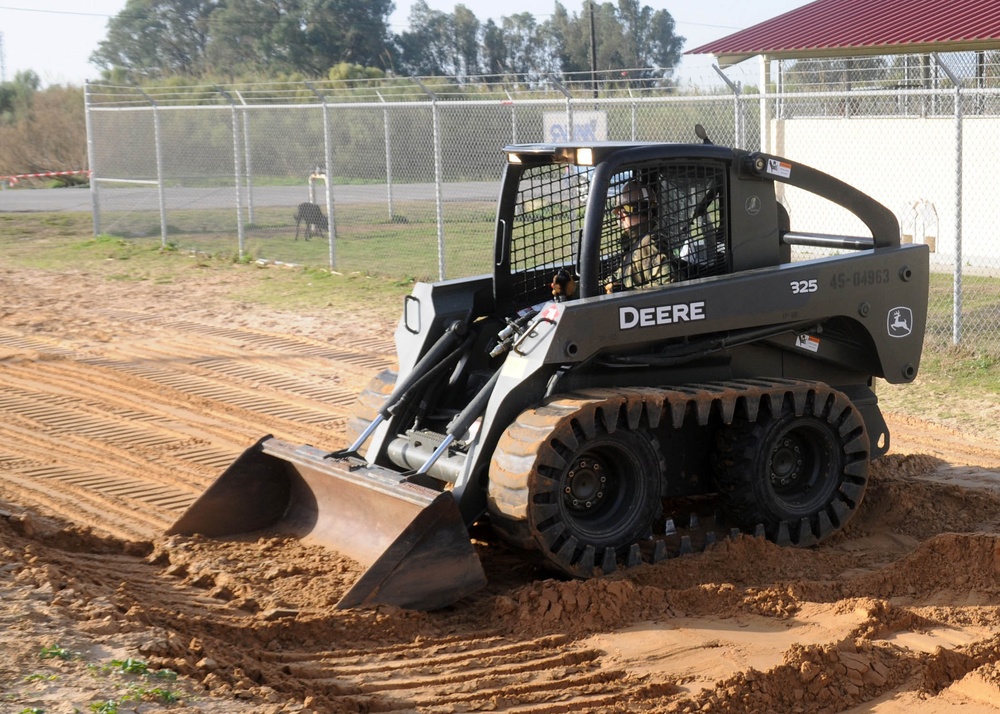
[887,307,913,338]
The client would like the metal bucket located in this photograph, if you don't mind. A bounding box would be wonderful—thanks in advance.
[167,436,487,610]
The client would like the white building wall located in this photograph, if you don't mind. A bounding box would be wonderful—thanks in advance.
[766,115,998,269]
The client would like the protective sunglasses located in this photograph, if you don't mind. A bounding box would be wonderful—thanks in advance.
[617,200,650,215]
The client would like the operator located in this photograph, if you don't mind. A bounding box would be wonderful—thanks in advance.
[605,179,675,293]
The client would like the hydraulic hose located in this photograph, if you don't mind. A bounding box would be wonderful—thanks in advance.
[336,320,468,456]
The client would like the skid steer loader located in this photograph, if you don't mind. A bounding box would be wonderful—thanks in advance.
[169,128,929,610]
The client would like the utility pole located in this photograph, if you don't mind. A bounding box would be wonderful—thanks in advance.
[0,32,6,83]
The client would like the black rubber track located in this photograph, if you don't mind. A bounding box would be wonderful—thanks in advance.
[488,380,871,577]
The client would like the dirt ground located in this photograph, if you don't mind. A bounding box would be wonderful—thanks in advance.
[2,261,1000,714]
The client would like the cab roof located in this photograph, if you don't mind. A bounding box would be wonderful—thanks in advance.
[503,142,738,167]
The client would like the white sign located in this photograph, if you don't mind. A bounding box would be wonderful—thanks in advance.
[543,111,608,143]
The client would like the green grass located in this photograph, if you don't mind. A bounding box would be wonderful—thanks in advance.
[878,341,1000,433]
[0,210,998,436]
[13,649,180,714]
[0,210,416,320]
[36,645,77,661]
[86,199,498,281]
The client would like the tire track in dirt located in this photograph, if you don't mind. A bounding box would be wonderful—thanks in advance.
[264,633,672,712]
[0,307,395,541]
[0,298,687,712]
[885,412,1000,470]
[7,516,673,713]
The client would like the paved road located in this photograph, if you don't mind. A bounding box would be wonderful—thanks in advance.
[0,186,95,212]
[0,182,499,212]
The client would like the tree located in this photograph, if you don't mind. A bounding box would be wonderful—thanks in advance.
[395,1,455,76]
[328,62,386,82]
[91,0,218,78]
[89,0,682,84]
[443,1,687,85]
[647,6,684,70]
[498,13,548,80]
[301,0,395,74]
[205,0,309,77]
[452,6,481,78]
[481,20,507,75]
[546,1,684,81]
[395,1,483,77]
[94,0,393,80]
[0,71,41,124]
[0,85,87,182]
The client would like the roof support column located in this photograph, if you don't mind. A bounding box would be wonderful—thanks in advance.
[933,53,963,346]
[759,55,770,153]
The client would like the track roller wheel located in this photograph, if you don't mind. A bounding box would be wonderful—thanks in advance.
[488,394,662,577]
[713,386,869,546]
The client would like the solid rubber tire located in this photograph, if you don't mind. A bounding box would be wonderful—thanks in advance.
[712,388,869,545]
[489,396,662,577]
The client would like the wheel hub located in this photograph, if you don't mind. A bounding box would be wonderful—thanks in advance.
[770,437,805,488]
[564,457,607,512]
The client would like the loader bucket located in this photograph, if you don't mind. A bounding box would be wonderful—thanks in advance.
[167,436,487,610]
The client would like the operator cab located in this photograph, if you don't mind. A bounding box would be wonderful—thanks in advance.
[495,141,738,314]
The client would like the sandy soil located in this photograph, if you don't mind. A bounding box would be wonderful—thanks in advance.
[1,262,1000,714]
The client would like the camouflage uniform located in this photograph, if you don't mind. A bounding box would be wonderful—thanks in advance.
[605,178,674,292]
[616,232,673,289]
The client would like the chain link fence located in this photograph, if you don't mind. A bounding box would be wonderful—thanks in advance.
[765,52,1000,355]
[83,73,751,282]
[82,57,1000,353]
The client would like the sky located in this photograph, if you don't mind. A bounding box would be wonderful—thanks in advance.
[0,1,813,87]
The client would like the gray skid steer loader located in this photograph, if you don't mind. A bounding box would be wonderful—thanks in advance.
[169,129,929,610]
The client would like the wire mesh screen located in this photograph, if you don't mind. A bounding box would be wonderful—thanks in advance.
[600,163,728,291]
[508,164,584,305]
[777,52,1000,97]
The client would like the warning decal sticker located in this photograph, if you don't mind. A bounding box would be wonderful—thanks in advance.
[796,334,820,353]
[767,159,792,179]
[540,303,561,322]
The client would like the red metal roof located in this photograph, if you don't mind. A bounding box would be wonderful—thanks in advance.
[688,0,1000,65]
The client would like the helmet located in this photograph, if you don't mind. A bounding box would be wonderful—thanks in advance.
[616,179,656,216]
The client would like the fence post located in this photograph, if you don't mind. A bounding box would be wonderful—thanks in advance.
[759,56,771,153]
[322,102,336,269]
[376,90,394,222]
[217,88,246,261]
[135,85,169,248]
[235,90,255,226]
[713,65,743,148]
[416,79,446,280]
[504,89,518,143]
[551,76,574,139]
[307,82,338,270]
[934,54,963,345]
[775,60,784,121]
[84,81,101,236]
[630,92,637,141]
